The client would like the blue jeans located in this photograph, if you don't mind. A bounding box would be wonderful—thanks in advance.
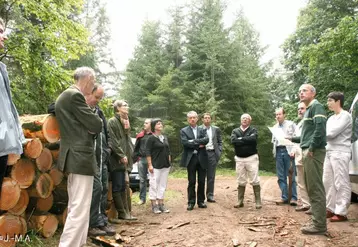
[276,147,297,201]
[138,158,148,202]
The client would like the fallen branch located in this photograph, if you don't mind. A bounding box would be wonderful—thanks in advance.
[167,221,190,229]
[252,222,276,227]
[130,230,145,237]
[238,221,258,225]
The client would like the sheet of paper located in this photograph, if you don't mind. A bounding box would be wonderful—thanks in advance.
[268,126,294,147]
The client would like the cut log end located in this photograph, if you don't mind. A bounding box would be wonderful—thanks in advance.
[24,138,43,159]
[0,214,26,247]
[0,178,21,211]
[42,115,60,143]
[49,167,64,186]
[35,148,53,172]
[8,190,29,216]
[35,173,54,199]
[36,193,54,212]
[7,154,20,166]
[28,214,58,238]
[11,159,36,189]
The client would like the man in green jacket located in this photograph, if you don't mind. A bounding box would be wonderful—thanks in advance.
[108,100,137,221]
[55,67,102,247]
[291,83,327,235]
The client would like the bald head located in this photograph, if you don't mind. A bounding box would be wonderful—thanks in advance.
[86,84,104,107]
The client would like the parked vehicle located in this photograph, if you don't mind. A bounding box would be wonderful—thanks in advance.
[350,93,358,196]
[129,161,149,191]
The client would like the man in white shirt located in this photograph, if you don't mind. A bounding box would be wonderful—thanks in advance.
[202,113,222,203]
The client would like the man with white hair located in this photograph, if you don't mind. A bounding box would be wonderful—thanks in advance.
[56,67,103,246]
[231,113,262,209]
[180,111,209,211]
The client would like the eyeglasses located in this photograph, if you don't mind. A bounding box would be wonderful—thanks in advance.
[298,107,305,110]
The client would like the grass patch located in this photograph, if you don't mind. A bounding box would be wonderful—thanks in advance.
[169,167,275,178]
[17,230,60,247]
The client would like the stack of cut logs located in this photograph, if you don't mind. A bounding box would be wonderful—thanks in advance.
[0,114,67,247]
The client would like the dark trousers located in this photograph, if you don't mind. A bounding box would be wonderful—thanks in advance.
[111,170,126,193]
[0,155,8,199]
[206,151,217,198]
[89,163,109,228]
[187,154,206,205]
[138,158,148,202]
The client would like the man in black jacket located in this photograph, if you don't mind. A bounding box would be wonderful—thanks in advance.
[231,113,262,209]
[180,111,209,210]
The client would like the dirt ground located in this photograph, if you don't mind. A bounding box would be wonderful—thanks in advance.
[87,176,358,247]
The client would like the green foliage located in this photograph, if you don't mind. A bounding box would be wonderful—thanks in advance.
[282,0,358,107]
[120,0,276,171]
[1,0,90,114]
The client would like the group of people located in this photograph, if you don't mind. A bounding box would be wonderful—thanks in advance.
[272,83,356,235]
[1,14,357,243]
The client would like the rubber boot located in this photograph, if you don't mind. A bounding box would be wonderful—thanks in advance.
[234,186,245,208]
[253,185,262,209]
[121,190,137,221]
[109,192,125,224]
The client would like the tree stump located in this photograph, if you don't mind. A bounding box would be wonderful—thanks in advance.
[28,214,58,238]
[0,178,21,211]
[23,138,43,159]
[35,148,53,172]
[10,159,36,189]
[8,190,29,216]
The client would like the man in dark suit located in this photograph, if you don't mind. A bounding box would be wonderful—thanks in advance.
[180,111,209,210]
[55,67,102,247]
[202,113,222,203]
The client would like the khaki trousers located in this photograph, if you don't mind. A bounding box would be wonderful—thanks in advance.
[296,165,310,207]
[59,174,94,247]
[235,154,260,186]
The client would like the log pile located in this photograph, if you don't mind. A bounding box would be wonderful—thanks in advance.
[0,114,64,247]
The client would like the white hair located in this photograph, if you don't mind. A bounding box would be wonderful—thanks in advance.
[73,67,95,82]
[187,111,198,117]
[241,113,252,121]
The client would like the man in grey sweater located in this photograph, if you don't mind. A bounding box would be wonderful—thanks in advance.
[323,92,352,222]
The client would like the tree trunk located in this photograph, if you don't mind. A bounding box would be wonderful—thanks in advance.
[28,214,58,238]
[8,190,29,216]
[23,138,43,159]
[20,114,60,143]
[0,214,27,247]
[49,167,64,186]
[0,178,21,211]
[35,148,53,172]
[28,173,54,199]
[10,159,36,189]
[6,154,20,166]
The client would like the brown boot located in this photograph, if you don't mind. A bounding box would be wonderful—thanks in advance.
[234,186,245,208]
[253,185,262,209]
